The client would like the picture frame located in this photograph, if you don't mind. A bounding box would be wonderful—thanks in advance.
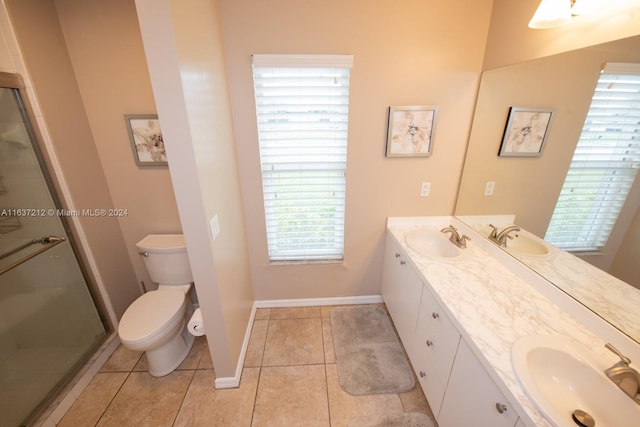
[125,114,168,166]
[498,107,554,157]
[385,106,438,157]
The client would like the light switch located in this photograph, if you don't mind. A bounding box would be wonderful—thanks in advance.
[484,181,495,196]
[210,214,220,240]
[420,182,431,197]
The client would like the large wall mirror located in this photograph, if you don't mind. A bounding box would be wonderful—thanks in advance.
[455,34,640,344]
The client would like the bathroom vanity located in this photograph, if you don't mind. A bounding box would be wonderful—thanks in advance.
[382,217,640,427]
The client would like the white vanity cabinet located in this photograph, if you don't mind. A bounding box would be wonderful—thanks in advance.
[381,237,423,354]
[438,339,520,427]
[382,231,525,427]
[413,284,460,417]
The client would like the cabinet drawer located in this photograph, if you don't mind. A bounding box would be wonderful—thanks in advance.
[420,283,459,351]
[415,304,460,388]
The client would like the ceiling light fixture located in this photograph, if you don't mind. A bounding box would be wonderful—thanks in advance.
[528,0,573,29]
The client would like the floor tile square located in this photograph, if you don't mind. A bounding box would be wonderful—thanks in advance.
[245,320,268,367]
[262,318,324,366]
[322,317,335,364]
[269,306,321,319]
[174,368,258,426]
[100,345,142,372]
[96,371,193,426]
[325,364,403,427]
[252,365,329,426]
[58,373,128,427]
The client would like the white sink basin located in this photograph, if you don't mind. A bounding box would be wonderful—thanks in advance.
[505,234,550,258]
[404,229,471,263]
[512,335,640,427]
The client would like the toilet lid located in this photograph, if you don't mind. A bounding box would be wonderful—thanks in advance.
[119,290,186,343]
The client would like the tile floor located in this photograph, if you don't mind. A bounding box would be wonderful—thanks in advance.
[58,304,435,426]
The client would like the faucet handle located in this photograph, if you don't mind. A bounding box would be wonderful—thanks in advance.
[606,343,632,366]
[488,224,498,238]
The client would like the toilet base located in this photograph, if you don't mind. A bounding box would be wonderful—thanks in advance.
[146,326,195,377]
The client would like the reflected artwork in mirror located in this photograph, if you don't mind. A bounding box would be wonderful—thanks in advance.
[455,35,640,344]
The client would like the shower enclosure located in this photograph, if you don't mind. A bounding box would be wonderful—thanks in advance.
[0,74,107,426]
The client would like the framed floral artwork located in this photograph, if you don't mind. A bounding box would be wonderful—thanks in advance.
[385,106,438,157]
[498,107,554,157]
[125,114,167,166]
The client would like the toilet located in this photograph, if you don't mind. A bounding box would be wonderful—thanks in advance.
[118,234,195,377]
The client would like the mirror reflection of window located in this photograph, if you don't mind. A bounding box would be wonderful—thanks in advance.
[545,63,640,252]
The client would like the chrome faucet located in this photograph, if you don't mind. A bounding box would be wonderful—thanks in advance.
[440,225,470,249]
[604,343,640,404]
[488,224,521,247]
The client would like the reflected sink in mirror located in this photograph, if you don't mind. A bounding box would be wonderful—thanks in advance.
[404,228,472,263]
[512,335,640,427]
[504,233,551,259]
[470,223,552,259]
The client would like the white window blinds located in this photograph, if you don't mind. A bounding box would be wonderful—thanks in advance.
[252,54,353,261]
[545,63,640,251]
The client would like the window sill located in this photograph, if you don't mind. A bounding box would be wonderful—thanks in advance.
[268,259,344,267]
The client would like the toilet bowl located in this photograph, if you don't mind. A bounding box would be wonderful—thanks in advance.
[117,234,195,377]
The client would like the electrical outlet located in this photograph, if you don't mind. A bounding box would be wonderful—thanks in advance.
[420,182,431,197]
[484,181,495,196]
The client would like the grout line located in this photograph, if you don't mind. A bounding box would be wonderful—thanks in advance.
[171,369,197,426]
[93,370,132,427]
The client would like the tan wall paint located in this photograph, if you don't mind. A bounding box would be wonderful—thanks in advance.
[220,0,493,300]
[5,0,140,321]
[52,0,182,293]
[484,0,640,70]
[136,0,254,379]
[611,207,640,290]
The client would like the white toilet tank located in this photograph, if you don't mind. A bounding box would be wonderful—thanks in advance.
[136,234,193,285]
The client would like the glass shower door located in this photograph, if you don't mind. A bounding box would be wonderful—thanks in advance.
[0,85,106,426]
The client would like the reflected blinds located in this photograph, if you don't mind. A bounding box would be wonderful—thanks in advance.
[545,63,640,251]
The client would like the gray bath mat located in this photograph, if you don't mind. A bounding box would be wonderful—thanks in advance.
[330,305,415,395]
[348,412,436,427]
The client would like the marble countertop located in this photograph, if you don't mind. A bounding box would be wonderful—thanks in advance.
[386,216,623,427]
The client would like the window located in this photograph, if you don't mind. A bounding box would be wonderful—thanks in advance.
[545,63,640,252]
[252,55,353,261]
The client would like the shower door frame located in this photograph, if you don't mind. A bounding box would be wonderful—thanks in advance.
[0,71,112,424]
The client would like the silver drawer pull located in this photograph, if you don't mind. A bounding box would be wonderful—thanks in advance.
[432,312,440,319]
[400,260,406,265]
[419,371,426,378]
[395,252,401,258]
[426,340,434,347]
[495,403,507,414]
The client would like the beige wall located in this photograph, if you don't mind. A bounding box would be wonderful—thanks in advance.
[484,0,640,69]
[220,0,493,300]
[52,0,182,293]
[611,207,640,290]
[5,0,140,321]
[136,0,254,380]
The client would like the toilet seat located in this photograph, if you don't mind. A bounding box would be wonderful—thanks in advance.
[118,290,186,347]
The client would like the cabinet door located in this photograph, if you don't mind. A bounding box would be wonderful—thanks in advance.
[380,237,422,358]
[381,237,400,319]
[438,339,519,427]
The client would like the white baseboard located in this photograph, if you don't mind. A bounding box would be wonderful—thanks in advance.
[213,294,383,389]
[214,302,257,389]
[255,294,383,309]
